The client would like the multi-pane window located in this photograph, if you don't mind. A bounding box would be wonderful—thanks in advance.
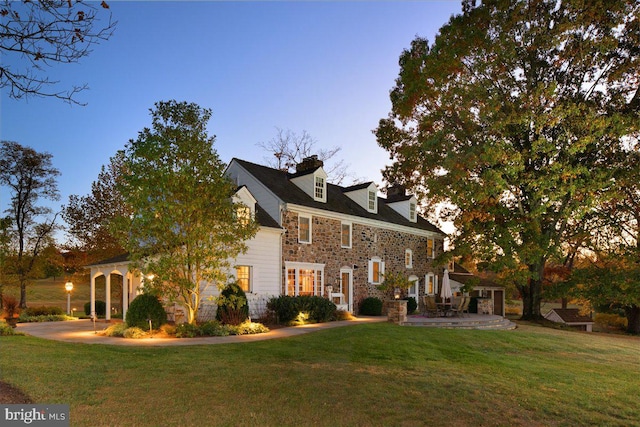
[426,273,435,295]
[286,263,324,297]
[315,176,325,201]
[236,205,251,226]
[299,215,311,243]
[405,249,413,269]
[368,257,384,284]
[236,266,251,292]
[427,238,435,258]
[409,202,416,222]
[368,190,377,211]
[341,222,352,248]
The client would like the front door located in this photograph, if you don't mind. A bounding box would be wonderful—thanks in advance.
[340,268,353,313]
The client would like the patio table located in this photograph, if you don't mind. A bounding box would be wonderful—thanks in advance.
[437,303,452,317]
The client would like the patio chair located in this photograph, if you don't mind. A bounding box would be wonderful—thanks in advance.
[450,296,467,317]
[460,296,471,317]
[422,295,439,317]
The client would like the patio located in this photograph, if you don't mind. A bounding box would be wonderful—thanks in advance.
[403,313,516,330]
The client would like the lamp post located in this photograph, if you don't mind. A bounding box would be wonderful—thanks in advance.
[65,282,74,315]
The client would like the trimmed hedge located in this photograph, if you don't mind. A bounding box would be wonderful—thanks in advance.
[25,306,64,316]
[267,295,336,325]
[216,282,249,325]
[359,297,383,316]
[125,294,167,330]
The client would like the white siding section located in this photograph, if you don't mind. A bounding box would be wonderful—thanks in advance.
[344,182,378,213]
[387,195,417,222]
[290,168,327,202]
[201,227,282,318]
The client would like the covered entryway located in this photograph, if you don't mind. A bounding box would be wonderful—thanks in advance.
[87,254,143,320]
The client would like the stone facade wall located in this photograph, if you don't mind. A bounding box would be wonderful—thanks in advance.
[281,210,445,313]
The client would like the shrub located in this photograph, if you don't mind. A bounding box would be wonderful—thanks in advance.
[84,300,106,316]
[18,314,70,323]
[159,323,176,336]
[405,297,418,314]
[595,313,628,330]
[359,297,383,316]
[216,282,249,325]
[2,295,20,319]
[102,323,127,337]
[123,327,147,339]
[175,322,200,338]
[25,306,64,316]
[0,320,23,336]
[125,294,167,330]
[198,320,231,337]
[229,320,270,335]
[333,309,354,321]
[267,295,336,325]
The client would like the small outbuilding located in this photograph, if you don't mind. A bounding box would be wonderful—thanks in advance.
[544,308,594,332]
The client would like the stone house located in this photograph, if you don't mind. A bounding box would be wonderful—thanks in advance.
[87,156,447,319]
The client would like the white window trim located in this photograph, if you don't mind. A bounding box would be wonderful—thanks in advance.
[409,202,417,222]
[426,273,439,295]
[368,257,385,285]
[341,222,352,248]
[298,214,312,244]
[405,249,413,269]
[235,265,252,293]
[314,175,326,203]
[368,190,377,213]
[285,261,325,297]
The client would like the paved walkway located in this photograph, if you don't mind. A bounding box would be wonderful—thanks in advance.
[16,317,387,347]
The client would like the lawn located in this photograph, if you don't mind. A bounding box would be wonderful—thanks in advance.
[1,322,639,427]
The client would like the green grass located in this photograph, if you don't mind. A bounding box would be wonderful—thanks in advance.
[1,322,639,427]
[3,277,108,312]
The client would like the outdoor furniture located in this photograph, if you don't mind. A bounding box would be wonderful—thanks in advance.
[450,296,467,317]
[422,295,439,317]
[461,297,471,317]
[436,301,452,317]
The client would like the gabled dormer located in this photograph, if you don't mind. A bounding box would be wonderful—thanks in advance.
[290,155,328,203]
[233,185,257,222]
[385,184,417,223]
[343,181,378,214]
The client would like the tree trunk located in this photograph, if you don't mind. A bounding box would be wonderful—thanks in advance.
[19,282,27,309]
[625,305,640,335]
[520,262,544,321]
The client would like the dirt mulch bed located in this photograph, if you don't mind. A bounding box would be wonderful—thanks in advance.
[0,381,33,404]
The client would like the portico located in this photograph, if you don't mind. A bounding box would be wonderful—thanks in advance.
[87,253,143,320]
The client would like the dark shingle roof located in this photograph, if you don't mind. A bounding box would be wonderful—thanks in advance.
[549,309,594,324]
[233,158,443,234]
[87,252,130,267]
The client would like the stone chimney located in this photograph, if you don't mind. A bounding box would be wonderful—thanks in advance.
[295,155,324,173]
[386,184,406,199]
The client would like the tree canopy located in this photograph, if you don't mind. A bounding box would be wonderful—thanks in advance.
[375,0,639,320]
[113,101,259,324]
[0,0,116,104]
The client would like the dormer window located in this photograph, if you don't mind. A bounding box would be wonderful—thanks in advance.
[315,176,326,202]
[368,190,377,212]
[236,205,251,225]
[409,202,416,222]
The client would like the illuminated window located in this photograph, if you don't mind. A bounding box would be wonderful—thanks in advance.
[427,239,435,258]
[425,273,439,295]
[285,262,324,296]
[405,249,413,269]
[299,215,311,243]
[368,257,384,284]
[236,266,251,292]
[236,205,251,225]
[341,222,352,248]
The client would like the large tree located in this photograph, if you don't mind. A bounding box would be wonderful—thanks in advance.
[1,0,116,104]
[63,150,128,264]
[375,0,639,320]
[0,141,60,308]
[113,101,259,324]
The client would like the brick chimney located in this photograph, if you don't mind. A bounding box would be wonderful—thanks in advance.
[386,184,406,198]
[295,155,324,173]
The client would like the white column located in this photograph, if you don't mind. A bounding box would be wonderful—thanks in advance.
[122,273,129,320]
[106,274,111,321]
[90,273,96,318]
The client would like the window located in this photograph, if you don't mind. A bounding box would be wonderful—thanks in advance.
[286,262,324,296]
[368,257,385,284]
[427,238,435,258]
[405,249,413,269]
[341,222,352,248]
[236,205,251,226]
[299,215,311,243]
[425,274,439,295]
[368,190,377,212]
[409,202,416,222]
[314,176,325,201]
[236,266,251,292]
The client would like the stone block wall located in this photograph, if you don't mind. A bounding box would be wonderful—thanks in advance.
[281,210,445,313]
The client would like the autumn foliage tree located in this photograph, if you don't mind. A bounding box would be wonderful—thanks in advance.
[113,101,259,324]
[375,0,639,320]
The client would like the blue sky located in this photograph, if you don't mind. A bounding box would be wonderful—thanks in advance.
[1,1,461,234]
